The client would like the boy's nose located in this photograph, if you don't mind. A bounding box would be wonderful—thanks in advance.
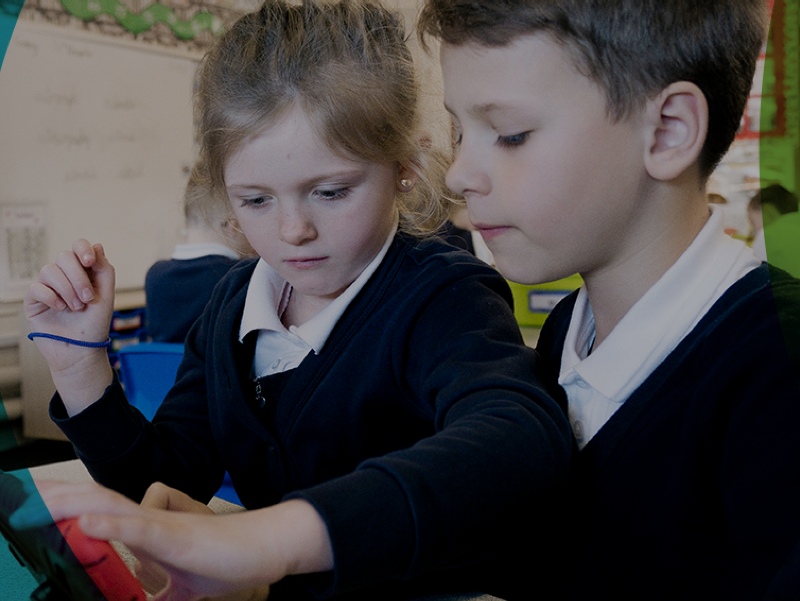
[446,145,491,199]
[279,211,317,245]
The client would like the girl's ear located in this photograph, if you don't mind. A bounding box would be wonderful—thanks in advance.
[396,163,420,193]
[643,81,708,182]
[396,130,432,192]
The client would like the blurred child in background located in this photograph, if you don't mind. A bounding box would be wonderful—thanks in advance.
[145,160,253,342]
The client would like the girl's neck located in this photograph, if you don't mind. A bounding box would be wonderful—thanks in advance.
[281,288,335,329]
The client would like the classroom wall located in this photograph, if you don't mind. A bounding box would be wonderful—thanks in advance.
[0,22,197,295]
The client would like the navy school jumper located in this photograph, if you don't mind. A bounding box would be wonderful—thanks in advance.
[536,264,800,600]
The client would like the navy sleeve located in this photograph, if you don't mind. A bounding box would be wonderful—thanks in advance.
[288,266,572,596]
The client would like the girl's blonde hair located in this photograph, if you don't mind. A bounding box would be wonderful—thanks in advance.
[195,0,452,236]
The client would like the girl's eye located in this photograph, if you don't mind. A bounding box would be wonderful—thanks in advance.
[240,195,270,208]
[316,188,349,201]
[496,132,530,149]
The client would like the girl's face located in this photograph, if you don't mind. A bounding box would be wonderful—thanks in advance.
[225,107,399,320]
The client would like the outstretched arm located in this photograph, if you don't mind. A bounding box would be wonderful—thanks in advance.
[13,480,333,601]
[24,239,116,415]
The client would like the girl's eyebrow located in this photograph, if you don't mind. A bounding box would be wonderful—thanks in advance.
[226,169,366,191]
[225,183,271,193]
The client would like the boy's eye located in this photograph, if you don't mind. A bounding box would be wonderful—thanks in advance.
[496,132,530,149]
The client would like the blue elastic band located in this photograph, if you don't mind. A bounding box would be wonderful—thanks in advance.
[27,332,112,348]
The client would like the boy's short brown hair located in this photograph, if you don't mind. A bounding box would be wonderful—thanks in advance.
[418,0,768,179]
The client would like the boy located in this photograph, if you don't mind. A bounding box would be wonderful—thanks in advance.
[419,0,800,598]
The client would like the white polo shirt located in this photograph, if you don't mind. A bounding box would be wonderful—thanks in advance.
[559,208,760,449]
[238,227,396,379]
[171,243,240,261]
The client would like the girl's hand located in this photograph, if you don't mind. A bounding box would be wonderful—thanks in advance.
[12,480,333,601]
[140,482,217,516]
[24,240,116,413]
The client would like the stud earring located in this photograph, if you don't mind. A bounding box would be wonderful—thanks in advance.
[400,178,414,191]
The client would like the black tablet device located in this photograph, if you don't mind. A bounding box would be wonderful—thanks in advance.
[0,469,145,601]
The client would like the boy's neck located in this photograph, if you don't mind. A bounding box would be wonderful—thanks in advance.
[584,186,710,348]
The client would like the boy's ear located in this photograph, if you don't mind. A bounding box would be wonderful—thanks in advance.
[643,81,708,182]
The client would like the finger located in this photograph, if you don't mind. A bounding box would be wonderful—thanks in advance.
[134,556,171,595]
[13,480,140,528]
[36,261,87,312]
[142,483,214,515]
[52,250,96,309]
[88,243,116,303]
[77,512,183,557]
[140,482,172,511]
[10,480,102,529]
[71,238,98,267]
[151,579,195,601]
[24,281,68,315]
[89,243,115,279]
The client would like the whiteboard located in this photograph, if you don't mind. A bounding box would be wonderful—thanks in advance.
[0,21,199,298]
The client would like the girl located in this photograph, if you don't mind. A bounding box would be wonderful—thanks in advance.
[20,1,570,599]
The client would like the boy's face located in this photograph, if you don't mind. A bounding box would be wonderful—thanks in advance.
[441,34,651,285]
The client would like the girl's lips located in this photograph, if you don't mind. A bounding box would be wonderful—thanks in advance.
[474,225,512,241]
[285,257,327,269]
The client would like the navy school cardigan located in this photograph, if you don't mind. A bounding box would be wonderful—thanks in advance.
[53,233,572,600]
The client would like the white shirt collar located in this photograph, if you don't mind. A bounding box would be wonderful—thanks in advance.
[171,243,240,261]
[560,206,760,415]
[239,225,397,354]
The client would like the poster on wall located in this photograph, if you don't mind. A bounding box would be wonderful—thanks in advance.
[14,0,252,54]
[710,0,798,237]
[0,204,47,302]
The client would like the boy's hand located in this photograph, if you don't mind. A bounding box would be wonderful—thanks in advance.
[24,240,116,414]
[14,480,330,601]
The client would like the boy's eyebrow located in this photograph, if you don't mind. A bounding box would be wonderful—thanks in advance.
[444,102,515,119]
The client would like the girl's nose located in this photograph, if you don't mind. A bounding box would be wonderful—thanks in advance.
[445,141,491,199]
[279,209,317,245]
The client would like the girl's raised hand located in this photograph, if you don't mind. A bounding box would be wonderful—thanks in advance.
[24,240,116,414]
